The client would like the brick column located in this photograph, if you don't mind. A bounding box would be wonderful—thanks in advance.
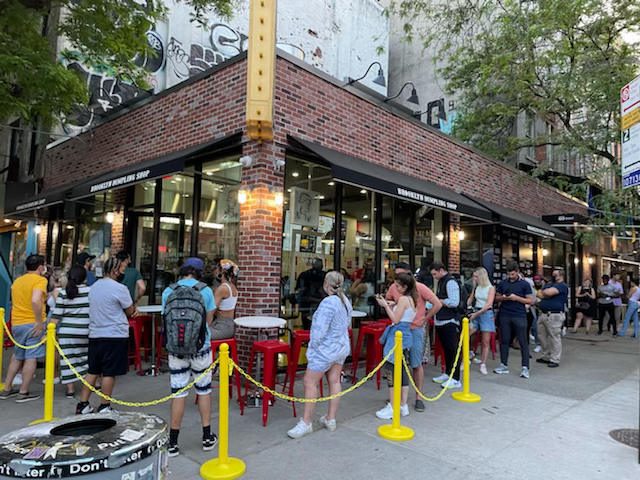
[535,242,544,275]
[110,211,125,254]
[448,214,460,274]
[38,223,48,257]
[235,141,285,367]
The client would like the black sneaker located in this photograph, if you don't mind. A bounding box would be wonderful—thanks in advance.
[15,392,40,403]
[202,434,218,451]
[536,358,551,364]
[414,399,425,412]
[0,389,19,400]
[167,444,179,457]
[97,403,117,414]
[547,362,560,368]
[76,401,94,415]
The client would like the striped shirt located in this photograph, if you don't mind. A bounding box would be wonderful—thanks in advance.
[52,285,91,384]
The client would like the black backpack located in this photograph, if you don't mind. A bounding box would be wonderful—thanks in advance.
[163,282,208,356]
[440,274,470,317]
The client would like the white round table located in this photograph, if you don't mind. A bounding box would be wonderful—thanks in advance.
[137,305,162,314]
[136,305,162,375]
[351,311,367,318]
[234,316,286,329]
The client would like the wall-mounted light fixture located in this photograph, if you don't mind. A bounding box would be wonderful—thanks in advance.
[274,191,284,206]
[34,224,42,234]
[573,257,580,265]
[588,257,595,265]
[105,212,115,224]
[238,189,249,204]
[384,81,420,105]
[458,229,466,241]
[345,61,386,87]
[436,232,445,242]
[542,248,549,257]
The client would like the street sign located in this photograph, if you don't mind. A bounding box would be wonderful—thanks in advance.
[621,74,640,189]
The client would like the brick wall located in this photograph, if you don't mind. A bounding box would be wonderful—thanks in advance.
[38,225,47,258]
[448,214,460,274]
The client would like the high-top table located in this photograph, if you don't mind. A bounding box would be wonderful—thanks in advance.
[137,305,162,376]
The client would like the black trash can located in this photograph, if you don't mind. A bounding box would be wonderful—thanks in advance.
[0,412,168,479]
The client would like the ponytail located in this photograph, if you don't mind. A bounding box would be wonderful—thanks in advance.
[66,265,87,300]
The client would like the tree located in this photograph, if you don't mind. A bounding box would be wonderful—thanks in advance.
[0,0,233,125]
[386,0,640,241]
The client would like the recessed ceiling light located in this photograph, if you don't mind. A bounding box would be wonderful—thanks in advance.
[328,181,335,186]
[287,188,292,193]
[360,189,367,194]
[292,172,299,178]
[341,210,346,215]
[363,214,369,219]
[183,194,190,198]
[206,171,213,176]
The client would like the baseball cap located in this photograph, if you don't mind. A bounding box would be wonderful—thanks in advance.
[183,257,205,271]
[76,252,96,266]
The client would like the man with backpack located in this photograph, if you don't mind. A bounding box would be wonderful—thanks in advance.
[161,257,217,457]
[429,262,465,390]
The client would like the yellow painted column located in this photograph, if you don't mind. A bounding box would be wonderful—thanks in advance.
[378,331,414,441]
[452,317,481,403]
[200,343,246,480]
[31,322,56,424]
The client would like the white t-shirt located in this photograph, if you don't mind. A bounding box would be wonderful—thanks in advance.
[474,285,491,309]
[88,278,132,338]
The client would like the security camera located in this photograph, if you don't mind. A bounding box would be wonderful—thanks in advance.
[239,155,254,168]
[273,158,286,170]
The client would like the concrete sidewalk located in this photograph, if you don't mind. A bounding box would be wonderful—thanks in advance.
[1,332,638,479]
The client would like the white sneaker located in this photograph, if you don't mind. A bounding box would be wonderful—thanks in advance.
[493,364,510,375]
[472,357,483,364]
[375,402,394,420]
[287,420,313,439]
[42,377,60,385]
[440,379,462,389]
[529,334,535,342]
[12,374,22,386]
[534,345,542,353]
[561,327,567,337]
[479,363,488,375]
[400,404,409,417]
[319,415,336,432]
[520,367,530,379]
[432,373,449,384]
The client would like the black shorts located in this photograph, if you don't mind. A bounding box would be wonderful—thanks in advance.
[88,338,129,377]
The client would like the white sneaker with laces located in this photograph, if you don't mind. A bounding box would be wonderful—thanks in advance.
[493,364,510,375]
[287,420,313,439]
[520,367,530,379]
[479,363,488,375]
[440,379,462,389]
[375,402,394,420]
[534,345,542,353]
[472,357,483,364]
[319,415,336,432]
[432,373,449,384]
[400,404,409,417]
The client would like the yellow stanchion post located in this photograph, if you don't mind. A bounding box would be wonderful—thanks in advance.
[31,322,56,425]
[201,343,246,480]
[0,308,5,391]
[378,331,414,442]
[452,317,481,403]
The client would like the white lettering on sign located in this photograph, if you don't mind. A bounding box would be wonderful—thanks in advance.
[90,169,151,193]
[396,187,458,211]
[526,225,555,238]
[15,198,47,211]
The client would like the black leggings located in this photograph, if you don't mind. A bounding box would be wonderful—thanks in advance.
[598,304,616,334]
[436,323,461,381]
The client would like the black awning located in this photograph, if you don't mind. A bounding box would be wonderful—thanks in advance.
[4,182,66,215]
[70,132,242,200]
[542,213,590,227]
[289,137,493,221]
[469,197,573,243]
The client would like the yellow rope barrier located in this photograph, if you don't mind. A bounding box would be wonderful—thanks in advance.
[55,339,220,407]
[1,317,46,350]
[232,347,396,403]
[402,329,464,402]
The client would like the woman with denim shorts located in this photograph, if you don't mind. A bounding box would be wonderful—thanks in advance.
[467,267,495,375]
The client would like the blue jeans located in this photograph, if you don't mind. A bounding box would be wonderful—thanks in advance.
[619,300,639,337]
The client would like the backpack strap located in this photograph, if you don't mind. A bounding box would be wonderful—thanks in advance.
[193,281,207,292]
[169,283,180,291]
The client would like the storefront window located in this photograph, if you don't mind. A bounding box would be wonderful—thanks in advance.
[381,196,413,285]
[519,234,534,278]
[460,225,481,288]
[414,208,444,288]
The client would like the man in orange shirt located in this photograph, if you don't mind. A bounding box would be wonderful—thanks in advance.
[386,262,441,412]
[0,255,47,402]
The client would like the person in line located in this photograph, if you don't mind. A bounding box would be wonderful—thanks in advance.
[296,258,325,329]
[350,261,376,315]
[467,267,496,375]
[76,256,137,414]
[287,271,352,439]
[618,279,639,338]
[494,262,534,378]
[429,262,462,390]
[597,275,617,335]
[374,273,416,419]
[610,273,625,332]
[76,251,97,286]
[162,257,217,456]
[386,262,441,412]
[0,255,48,402]
[117,251,146,304]
[530,275,545,352]
[536,270,569,368]
[573,278,596,334]
[51,265,91,398]
[211,259,239,340]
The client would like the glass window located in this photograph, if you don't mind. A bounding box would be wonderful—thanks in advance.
[381,196,414,287]
[519,234,534,278]
[414,208,444,288]
[459,225,481,288]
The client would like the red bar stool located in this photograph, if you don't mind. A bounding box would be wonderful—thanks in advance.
[283,330,324,417]
[210,338,244,415]
[433,335,446,373]
[351,322,386,389]
[471,331,497,360]
[245,339,293,426]
[128,317,143,373]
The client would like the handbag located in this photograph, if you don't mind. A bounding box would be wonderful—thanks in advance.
[576,301,590,311]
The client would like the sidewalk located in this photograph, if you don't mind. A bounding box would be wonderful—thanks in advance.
[1,332,638,479]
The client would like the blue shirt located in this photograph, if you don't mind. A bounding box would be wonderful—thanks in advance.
[497,278,531,319]
[161,278,216,352]
[539,282,569,313]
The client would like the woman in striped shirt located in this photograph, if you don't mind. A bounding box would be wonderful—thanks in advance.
[52,265,91,398]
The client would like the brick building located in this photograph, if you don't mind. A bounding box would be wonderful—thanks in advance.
[6,52,589,349]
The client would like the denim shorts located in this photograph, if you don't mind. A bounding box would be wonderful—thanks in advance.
[12,323,45,360]
[409,326,426,368]
[471,310,496,333]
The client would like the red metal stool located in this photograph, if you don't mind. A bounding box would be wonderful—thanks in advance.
[351,322,386,389]
[283,330,325,417]
[245,339,293,427]
[210,338,244,415]
[128,318,143,373]
[471,331,497,360]
[433,335,446,373]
